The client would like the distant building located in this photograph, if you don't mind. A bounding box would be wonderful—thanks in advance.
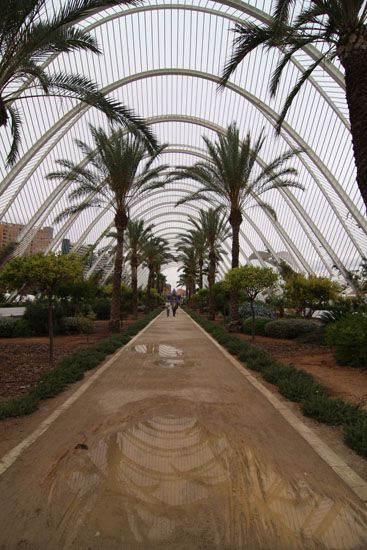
[0,222,53,254]
[176,288,186,297]
[164,284,172,295]
[61,238,72,254]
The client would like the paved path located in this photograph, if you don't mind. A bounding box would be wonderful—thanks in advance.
[0,311,366,549]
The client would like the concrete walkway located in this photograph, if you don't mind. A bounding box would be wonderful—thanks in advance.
[0,311,366,549]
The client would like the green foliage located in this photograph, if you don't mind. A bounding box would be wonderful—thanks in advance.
[0,253,83,296]
[284,274,340,317]
[23,299,65,336]
[13,318,33,338]
[61,317,94,335]
[192,288,209,310]
[242,316,272,336]
[212,281,230,316]
[224,265,278,297]
[184,307,367,457]
[302,395,361,426]
[92,297,111,320]
[0,317,18,337]
[326,314,367,369]
[265,319,319,339]
[0,309,161,420]
[343,416,367,457]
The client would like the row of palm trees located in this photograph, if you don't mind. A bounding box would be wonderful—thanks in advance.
[48,120,301,329]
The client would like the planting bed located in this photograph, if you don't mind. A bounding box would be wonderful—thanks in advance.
[0,316,145,401]
[235,333,367,409]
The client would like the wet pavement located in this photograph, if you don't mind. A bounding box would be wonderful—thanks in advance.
[0,311,366,549]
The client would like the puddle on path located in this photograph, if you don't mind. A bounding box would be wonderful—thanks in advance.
[43,414,367,549]
[134,344,194,368]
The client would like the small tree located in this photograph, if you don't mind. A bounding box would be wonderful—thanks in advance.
[284,274,341,318]
[224,266,278,341]
[0,253,83,361]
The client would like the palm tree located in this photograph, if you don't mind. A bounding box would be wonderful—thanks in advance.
[220,0,367,211]
[0,0,156,165]
[125,219,153,319]
[48,125,168,331]
[177,245,198,303]
[174,122,302,327]
[188,208,230,320]
[177,229,207,289]
[142,236,172,309]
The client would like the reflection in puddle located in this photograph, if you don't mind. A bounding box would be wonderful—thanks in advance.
[46,414,367,549]
[134,344,189,368]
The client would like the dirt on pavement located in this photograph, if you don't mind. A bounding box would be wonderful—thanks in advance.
[0,312,366,549]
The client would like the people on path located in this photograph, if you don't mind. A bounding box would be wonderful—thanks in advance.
[165,299,171,317]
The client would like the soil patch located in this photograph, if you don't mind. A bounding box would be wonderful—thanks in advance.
[0,316,145,401]
[234,332,367,409]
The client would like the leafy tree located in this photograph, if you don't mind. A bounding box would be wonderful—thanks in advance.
[224,265,278,341]
[221,0,367,210]
[125,219,153,318]
[177,245,198,304]
[174,123,301,326]
[0,0,157,165]
[0,253,83,360]
[48,126,168,331]
[284,274,341,318]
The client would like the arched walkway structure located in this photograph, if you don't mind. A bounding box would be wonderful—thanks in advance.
[0,0,366,287]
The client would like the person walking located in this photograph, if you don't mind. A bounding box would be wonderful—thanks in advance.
[165,299,171,317]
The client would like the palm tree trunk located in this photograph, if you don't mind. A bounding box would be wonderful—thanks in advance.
[131,254,138,320]
[342,47,367,210]
[208,249,216,320]
[147,266,154,310]
[229,210,242,328]
[199,258,203,290]
[109,211,128,332]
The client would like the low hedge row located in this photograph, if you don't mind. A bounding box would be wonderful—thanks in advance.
[185,308,367,458]
[0,309,161,420]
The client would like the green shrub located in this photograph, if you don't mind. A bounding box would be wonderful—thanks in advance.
[13,318,33,337]
[92,297,111,320]
[61,316,94,335]
[326,314,367,369]
[24,299,65,335]
[343,415,367,457]
[302,395,360,426]
[262,362,295,384]
[0,317,18,337]
[0,393,39,419]
[242,316,272,336]
[265,319,318,339]
[278,370,326,402]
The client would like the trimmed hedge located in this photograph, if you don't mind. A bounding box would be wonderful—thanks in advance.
[0,309,161,420]
[265,318,318,339]
[184,308,367,458]
[242,316,272,336]
[0,317,18,337]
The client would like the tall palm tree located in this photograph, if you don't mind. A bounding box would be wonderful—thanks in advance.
[142,236,172,309]
[177,229,207,289]
[0,0,156,165]
[188,208,230,320]
[48,125,168,331]
[177,245,198,303]
[220,0,367,210]
[174,122,302,326]
[125,219,153,319]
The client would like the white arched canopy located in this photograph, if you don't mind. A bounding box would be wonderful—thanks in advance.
[0,0,365,287]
